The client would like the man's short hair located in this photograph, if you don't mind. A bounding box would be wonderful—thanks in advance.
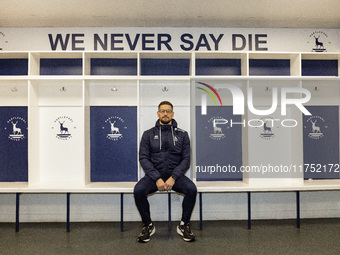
[158,101,173,110]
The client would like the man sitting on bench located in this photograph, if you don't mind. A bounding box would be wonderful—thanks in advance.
[134,100,197,243]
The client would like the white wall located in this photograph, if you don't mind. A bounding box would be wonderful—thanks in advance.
[1,27,340,223]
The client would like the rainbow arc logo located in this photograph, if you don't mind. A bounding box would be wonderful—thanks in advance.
[196,82,223,106]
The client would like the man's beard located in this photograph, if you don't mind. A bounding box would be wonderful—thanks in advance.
[160,118,171,125]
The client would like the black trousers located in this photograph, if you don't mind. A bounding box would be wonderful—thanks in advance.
[134,175,197,225]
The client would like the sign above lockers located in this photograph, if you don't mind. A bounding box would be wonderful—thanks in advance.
[0,28,339,52]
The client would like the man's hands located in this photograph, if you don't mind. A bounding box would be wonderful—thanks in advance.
[156,177,175,191]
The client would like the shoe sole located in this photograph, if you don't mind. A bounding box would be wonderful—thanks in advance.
[176,225,195,242]
[138,226,156,243]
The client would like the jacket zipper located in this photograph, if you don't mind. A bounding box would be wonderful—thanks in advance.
[159,126,176,152]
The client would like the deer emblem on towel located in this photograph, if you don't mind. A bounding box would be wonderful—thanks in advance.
[59,121,69,134]
[109,120,120,134]
[311,120,321,133]
[11,121,22,135]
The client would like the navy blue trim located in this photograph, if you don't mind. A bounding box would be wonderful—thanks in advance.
[121,193,124,232]
[302,60,338,76]
[141,58,190,75]
[196,59,241,76]
[249,59,290,76]
[199,192,203,230]
[296,191,300,229]
[40,58,82,75]
[16,193,20,232]
[248,192,251,230]
[0,59,28,75]
[168,192,171,231]
[91,58,137,75]
[66,193,70,232]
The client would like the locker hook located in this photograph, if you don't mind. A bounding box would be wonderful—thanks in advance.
[11,87,18,92]
[162,87,168,92]
[60,86,66,92]
[111,87,118,92]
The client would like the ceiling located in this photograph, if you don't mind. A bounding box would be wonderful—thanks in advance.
[1,0,340,29]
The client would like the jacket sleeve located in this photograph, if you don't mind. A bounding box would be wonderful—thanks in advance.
[172,131,191,178]
[139,131,162,182]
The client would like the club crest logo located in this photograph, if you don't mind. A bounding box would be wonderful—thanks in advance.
[104,116,127,141]
[305,116,325,139]
[308,31,329,52]
[259,117,275,140]
[207,117,227,141]
[254,116,280,140]
[6,117,27,141]
[53,116,75,140]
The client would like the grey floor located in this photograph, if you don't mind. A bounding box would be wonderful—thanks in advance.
[0,219,340,255]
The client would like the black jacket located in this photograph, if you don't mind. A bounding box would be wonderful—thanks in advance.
[139,119,191,182]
